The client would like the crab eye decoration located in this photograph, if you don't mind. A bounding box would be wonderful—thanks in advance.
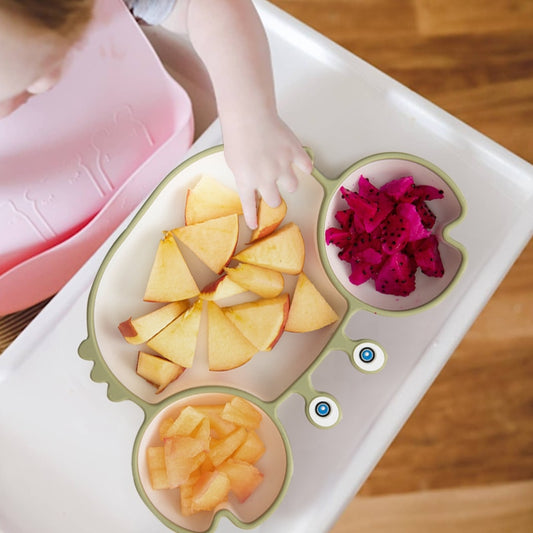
[352,341,387,373]
[308,395,341,428]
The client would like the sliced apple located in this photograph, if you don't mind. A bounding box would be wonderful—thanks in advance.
[194,405,237,438]
[164,435,206,488]
[173,214,239,274]
[190,470,231,512]
[285,272,339,332]
[221,396,262,430]
[144,231,199,302]
[250,197,287,242]
[165,406,207,438]
[233,222,305,275]
[147,300,203,368]
[207,301,257,371]
[185,175,243,225]
[224,263,284,298]
[217,459,264,502]
[222,294,289,351]
[232,430,266,464]
[208,426,248,466]
[136,351,186,393]
[118,301,189,344]
[146,446,169,490]
[199,274,246,301]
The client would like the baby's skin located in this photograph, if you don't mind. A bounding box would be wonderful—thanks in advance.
[0,0,312,228]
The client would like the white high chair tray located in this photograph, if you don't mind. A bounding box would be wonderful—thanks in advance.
[0,2,532,533]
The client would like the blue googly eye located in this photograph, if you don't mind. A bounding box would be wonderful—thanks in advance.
[359,347,375,363]
[315,401,331,417]
[352,341,386,373]
[308,395,340,428]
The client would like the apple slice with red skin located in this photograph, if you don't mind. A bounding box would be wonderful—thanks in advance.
[224,263,284,299]
[118,301,189,344]
[147,300,203,368]
[173,214,239,274]
[249,197,287,242]
[199,274,246,301]
[222,294,289,351]
[136,351,186,393]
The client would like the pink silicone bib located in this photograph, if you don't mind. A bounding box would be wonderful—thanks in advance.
[0,0,194,314]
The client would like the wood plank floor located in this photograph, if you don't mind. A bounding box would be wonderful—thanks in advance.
[269,0,533,531]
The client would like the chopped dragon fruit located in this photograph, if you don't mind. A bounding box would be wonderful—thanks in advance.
[395,202,431,241]
[375,252,417,296]
[379,176,414,201]
[326,173,445,296]
[380,213,409,254]
[411,235,445,277]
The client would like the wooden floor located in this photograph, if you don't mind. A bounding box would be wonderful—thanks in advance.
[269,1,533,531]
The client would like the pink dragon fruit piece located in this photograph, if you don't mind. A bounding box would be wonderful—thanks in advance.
[357,176,395,233]
[380,176,414,201]
[349,249,384,286]
[396,202,431,241]
[380,213,409,255]
[412,235,444,277]
[414,198,437,229]
[325,227,356,250]
[375,252,417,296]
[348,261,372,285]
[358,175,381,201]
[412,184,444,201]
[335,208,354,231]
[340,186,377,220]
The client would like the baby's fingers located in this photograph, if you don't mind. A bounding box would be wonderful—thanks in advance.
[240,187,258,230]
[260,180,282,209]
[293,149,313,174]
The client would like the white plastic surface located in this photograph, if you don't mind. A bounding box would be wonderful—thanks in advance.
[0,2,532,533]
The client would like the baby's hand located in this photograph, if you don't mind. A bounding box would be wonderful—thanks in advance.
[223,114,312,229]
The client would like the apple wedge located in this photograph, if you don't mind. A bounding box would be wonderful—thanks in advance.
[233,222,305,275]
[146,446,169,490]
[250,197,287,242]
[222,294,289,351]
[144,231,199,302]
[199,274,246,301]
[224,263,284,298]
[118,301,189,344]
[217,459,264,503]
[285,272,339,332]
[136,351,186,393]
[173,214,239,274]
[147,300,203,368]
[206,301,257,371]
[185,175,243,225]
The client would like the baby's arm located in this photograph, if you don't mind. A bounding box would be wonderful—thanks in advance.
[163,0,312,228]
